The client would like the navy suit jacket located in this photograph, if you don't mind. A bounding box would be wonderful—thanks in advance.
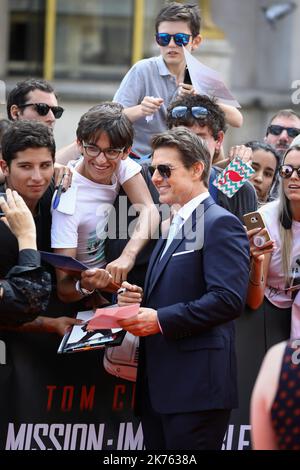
[136,196,250,414]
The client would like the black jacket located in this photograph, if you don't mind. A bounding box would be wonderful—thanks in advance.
[0,249,51,326]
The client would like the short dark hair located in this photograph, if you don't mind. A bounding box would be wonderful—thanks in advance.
[266,108,300,134]
[0,119,11,150]
[167,94,227,140]
[151,126,211,187]
[76,102,133,150]
[1,120,56,166]
[155,2,201,37]
[7,78,56,120]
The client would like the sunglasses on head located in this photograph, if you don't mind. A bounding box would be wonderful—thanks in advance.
[171,105,208,120]
[279,164,300,179]
[148,164,182,179]
[18,103,64,119]
[155,33,191,47]
[267,124,300,138]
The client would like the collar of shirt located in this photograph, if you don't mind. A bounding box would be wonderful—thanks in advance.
[156,55,173,77]
[175,192,210,227]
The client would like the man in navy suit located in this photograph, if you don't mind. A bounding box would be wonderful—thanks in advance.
[118,127,250,450]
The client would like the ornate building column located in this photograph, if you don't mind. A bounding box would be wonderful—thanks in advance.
[0,0,9,80]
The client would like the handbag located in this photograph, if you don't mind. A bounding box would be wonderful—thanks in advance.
[103,332,139,382]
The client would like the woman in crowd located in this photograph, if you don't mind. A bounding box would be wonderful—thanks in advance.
[0,188,51,324]
[251,339,300,450]
[247,144,300,346]
[245,141,280,206]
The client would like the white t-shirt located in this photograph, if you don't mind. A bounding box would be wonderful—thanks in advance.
[51,157,141,268]
[259,200,300,308]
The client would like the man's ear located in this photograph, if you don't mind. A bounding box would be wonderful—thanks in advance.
[192,161,204,179]
[191,34,202,51]
[10,105,20,121]
[0,159,9,177]
[121,146,131,160]
[77,139,83,155]
[215,131,224,153]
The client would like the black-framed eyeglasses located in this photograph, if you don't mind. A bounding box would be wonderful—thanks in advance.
[82,142,125,160]
[279,164,300,179]
[171,106,208,120]
[267,125,300,138]
[155,33,191,47]
[148,164,183,179]
[18,103,64,119]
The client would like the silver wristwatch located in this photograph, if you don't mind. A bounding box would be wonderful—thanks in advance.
[75,279,95,297]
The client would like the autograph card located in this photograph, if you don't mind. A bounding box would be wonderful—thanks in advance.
[88,304,140,330]
[212,157,255,198]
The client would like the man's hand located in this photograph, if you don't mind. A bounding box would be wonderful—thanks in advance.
[227,144,252,164]
[118,307,160,337]
[140,96,164,117]
[117,281,143,306]
[47,316,84,336]
[106,253,136,285]
[178,82,197,97]
[53,164,72,191]
[81,268,112,291]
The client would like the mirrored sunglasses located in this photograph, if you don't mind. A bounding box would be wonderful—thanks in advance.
[155,33,191,47]
[171,106,208,120]
[279,164,300,179]
[19,103,64,119]
[267,125,300,138]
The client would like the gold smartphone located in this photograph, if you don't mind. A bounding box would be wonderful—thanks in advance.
[243,211,271,246]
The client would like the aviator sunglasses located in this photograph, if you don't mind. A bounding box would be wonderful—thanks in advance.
[171,106,208,119]
[18,103,64,119]
[279,164,300,179]
[155,33,191,47]
[148,164,183,179]
[267,125,300,139]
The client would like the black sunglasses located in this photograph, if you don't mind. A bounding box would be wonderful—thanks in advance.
[18,103,64,119]
[267,124,300,138]
[171,106,208,120]
[148,164,182,179]
[155,33,191,47]
[279,164,300,179]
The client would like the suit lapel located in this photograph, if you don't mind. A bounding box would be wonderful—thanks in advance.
[144,196,215,302]
[143,235,166,300]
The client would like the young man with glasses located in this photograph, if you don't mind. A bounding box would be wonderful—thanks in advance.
[7,78,64,130]
[51,102,159,301]
[166,94,257,221]
[113,2,242,158]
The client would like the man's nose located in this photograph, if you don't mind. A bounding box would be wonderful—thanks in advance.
[278,129,289,141]
[95,151,108,163]
[31,168,43,181]
[151,168,162,183]
[168,36,177,47]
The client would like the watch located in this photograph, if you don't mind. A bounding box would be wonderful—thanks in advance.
[75,280,95,297]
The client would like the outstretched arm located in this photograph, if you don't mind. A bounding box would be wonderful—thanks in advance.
[251,341,286,450]
[106,173,160,284]
[217,102,243,128]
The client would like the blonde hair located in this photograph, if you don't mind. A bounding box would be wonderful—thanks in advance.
[278,145,300,285]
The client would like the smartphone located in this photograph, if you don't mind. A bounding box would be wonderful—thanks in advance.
[0,192,7,217]
[184,67,192,85]
[243,211,271,246]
